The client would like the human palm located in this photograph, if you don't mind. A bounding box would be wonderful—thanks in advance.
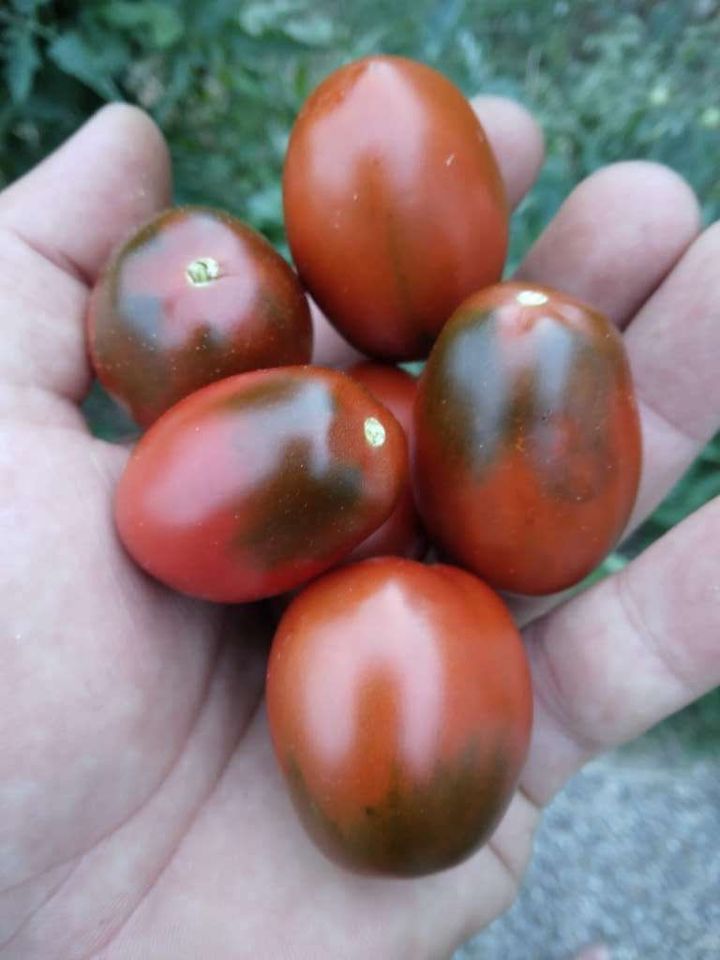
[0,102,718,960]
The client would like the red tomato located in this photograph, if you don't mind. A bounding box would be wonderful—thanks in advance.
[283,56,508,360]
[266,557,532,876]
[345,362,425,561]
[414,282,642,595]
[115,367,406,602]
[88,207,312,426]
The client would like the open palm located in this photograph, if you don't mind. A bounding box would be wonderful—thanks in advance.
[0,102,717,960]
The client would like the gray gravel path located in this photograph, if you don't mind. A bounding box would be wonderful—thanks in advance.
[457,703,720,960]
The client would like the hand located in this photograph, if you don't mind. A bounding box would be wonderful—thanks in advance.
[0,101,716,960]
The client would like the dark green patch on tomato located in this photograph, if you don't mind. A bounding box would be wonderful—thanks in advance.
[241,439,364,568]
[284,741,510,876]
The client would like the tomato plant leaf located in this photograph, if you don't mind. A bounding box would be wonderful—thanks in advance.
[47,30,127,100]
[3,22,40,104]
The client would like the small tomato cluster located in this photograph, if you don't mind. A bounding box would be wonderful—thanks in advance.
[87,56,640,877]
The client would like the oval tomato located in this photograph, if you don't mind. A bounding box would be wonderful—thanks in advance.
[115,367,406,602]
[283,56,507,360]
[266,557,532,876]
[345,362,425,561]
[88,207,312,426]
[414,282,642,595]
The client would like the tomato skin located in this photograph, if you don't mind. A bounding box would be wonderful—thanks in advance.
[414,282,642,595]
[345,363,425,562]
[115,367,406,602]
[283,56,508,360]
[88,207,312,426]
[267,557,532,876]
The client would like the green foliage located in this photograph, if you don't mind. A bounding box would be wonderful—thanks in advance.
[2,1,718,230]
[1,0,719,554]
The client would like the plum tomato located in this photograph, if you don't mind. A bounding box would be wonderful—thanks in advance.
[345,362,425,562]
[414,282,642,595]
[283,56,508,360]
[266,557,532,876]
[88,206,312,426]
[115,366,407,602]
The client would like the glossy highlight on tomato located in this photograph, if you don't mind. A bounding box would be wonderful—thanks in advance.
[283,56,508,360]
[267,557,532,876]
[414,282,642,595]
[345,362,424,562]
[115,367,406,602]
[88,206,312,426]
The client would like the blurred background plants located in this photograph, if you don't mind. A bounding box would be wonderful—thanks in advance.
[1,0,719,732]
[2,0,718,241]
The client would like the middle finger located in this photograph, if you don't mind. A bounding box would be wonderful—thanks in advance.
[515,159,700,329]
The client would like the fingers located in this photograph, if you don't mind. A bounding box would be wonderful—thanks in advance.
[311,96,546,366]
[517,206,718,789]
[469,95,545,208]
[625,222,720,523]
[0,104,171,283]
[515,160,700,326]
[520,494,720,805]
[0,105,171,405]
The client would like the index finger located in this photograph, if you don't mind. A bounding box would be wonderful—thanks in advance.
[0,105,171,407]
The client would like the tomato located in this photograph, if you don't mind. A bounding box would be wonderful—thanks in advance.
[283,56,508,360]
[88,207,312,426]
[115,367,406,602]
[414,282,642,595]
[266,557,532,876]
[345,362,425,561]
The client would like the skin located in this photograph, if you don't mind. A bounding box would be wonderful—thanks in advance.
[415,283,642,594]
[267,558,532,876]
[116,367,407,602]
[88,207,312,426]
[345,362,425,562]
[0,101,717,960]
[283,56,508,360]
